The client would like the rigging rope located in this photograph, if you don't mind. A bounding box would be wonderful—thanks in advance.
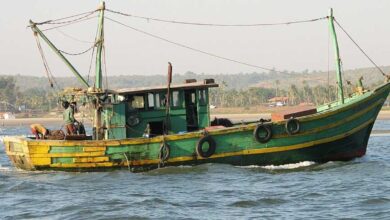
[334,19,388,78]
[58,43,96,56]
[87,25,100,84]
[106,17,287,74]
[41,16,97,32]
[33,10,98,26]
[103,44,109,89]
[106,9,327,27]
[34,34,59,89]
[55,29,95,44]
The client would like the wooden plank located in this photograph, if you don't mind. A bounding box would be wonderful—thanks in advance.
[73,157,109,163]
[49,162,114,168]
[271,106,317,122]
[83,146,106,152]
[31,157,51,166]
[29,146,50,154]
[30,151,105,158]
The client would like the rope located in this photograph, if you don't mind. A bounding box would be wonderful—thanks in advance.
[58,44,95,56]
[106,17,287,74]
[334,19,388,78]
[55,28,95,44]
[87,24,100,84]
[106,9,327,27]
[41,16,98,32]
[34,35,59,88]
[123,152,131,171]
[103,44,109,89]
[33,10,98,26]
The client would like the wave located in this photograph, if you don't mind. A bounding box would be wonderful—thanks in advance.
[240,161,316,170]
[0,164,12,172]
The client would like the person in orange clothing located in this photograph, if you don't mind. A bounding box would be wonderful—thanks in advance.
[30,124,49,139]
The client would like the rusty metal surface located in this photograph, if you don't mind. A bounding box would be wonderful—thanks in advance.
[271,106,317,122]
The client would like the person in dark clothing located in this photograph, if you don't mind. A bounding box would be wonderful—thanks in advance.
[62,101,76,135]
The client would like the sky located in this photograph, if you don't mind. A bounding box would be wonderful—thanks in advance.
[1,0,389,79]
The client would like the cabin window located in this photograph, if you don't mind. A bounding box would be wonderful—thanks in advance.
[130,95,145,109]
[199,89,207,105]
[172,91,180,107]
[191,93,196,104]
[148,93,155,109]
[159,93,167,107]
[155,93,161,108]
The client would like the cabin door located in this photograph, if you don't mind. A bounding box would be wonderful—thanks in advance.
[184,89,198,131]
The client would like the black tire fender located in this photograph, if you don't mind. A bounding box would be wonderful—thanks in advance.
[253,123,272,143]
[196,135,216,158]
[159,142,170,162]
[285,118,300,135]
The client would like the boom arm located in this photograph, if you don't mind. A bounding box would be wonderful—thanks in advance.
[30,20,90,88]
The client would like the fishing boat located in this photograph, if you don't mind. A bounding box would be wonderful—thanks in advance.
[3,2,390,172]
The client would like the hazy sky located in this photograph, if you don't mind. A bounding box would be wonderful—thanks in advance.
[1,0,389,79]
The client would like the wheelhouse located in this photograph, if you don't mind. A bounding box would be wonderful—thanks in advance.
[103,79,218,139]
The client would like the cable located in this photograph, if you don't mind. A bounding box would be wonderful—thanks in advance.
[56,29,95,44]
[106,16,287,74]
[103,44,109,89]
[334,19,388,77]
[58,44,95,56]
[34,35,58,88]
[33,10,98,26]
[106,9,327,27]
[87,25,100,84]
[41,16,97,32]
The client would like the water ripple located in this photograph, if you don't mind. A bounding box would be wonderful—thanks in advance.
[1,123,390,219]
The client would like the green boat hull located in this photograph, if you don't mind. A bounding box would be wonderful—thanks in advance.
[3,82,390,172]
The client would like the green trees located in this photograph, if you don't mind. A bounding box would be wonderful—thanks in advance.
[0,77,18,106]
[0,76,58,112]
[209,84,341,108]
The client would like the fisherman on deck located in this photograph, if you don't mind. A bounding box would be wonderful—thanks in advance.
[356,76,365,95]
[30,124,49,139]
[62,101,76,135]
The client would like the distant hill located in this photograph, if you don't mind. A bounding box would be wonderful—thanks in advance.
[3,65,389,92]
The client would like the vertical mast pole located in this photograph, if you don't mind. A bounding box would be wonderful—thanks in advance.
[328,8,344,104]
[94,1,105,140]
[165,62,172,134]
[95,1,105,90]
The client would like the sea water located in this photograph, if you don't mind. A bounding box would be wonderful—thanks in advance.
[0,121,390,219]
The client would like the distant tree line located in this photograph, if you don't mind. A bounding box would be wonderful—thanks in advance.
[1,73,389,112]
[209,82,341,107]
[0,76,57,112]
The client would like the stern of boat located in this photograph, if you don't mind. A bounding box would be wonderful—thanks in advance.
[3,136,36,170]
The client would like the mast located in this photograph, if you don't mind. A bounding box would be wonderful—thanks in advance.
[30,21,89,88]
[95,1,105,90]
[93,1,105,140]
[328,8,344,104]
[164,62,173,134]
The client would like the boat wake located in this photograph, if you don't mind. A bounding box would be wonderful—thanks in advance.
[240,161,316,170]
[261,161,316,170]
[0,164,12,172]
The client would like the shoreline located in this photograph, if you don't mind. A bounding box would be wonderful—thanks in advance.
[1,110,389,126]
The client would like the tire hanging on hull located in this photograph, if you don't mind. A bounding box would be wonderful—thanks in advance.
[253,123,272,143]
[285,118,300,135]
[196,135,216,158]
